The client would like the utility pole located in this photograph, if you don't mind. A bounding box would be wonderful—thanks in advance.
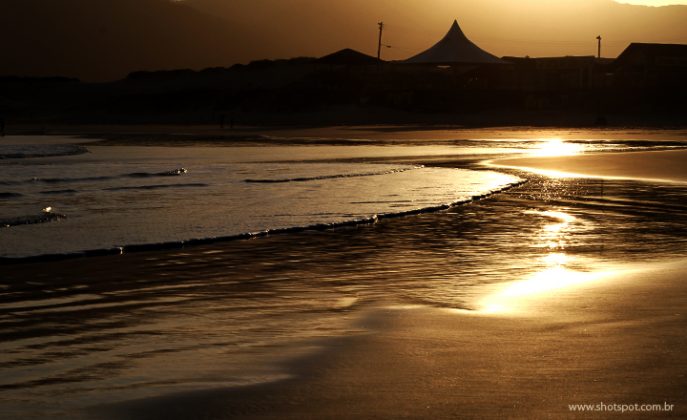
[377,22,384,62]
[596,35,602,59]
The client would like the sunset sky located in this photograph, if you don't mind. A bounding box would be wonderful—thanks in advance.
[2,0,687,80]
[617,0,687,4]
[186,0,687,60]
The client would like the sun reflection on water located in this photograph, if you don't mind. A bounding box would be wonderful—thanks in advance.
[531,138,584,157]
[525,209,579,251]
[478,265,611,315]
[477,208,610,315]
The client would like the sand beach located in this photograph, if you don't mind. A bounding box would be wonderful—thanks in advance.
[101,260,687,419]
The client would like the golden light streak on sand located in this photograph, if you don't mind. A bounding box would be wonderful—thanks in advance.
[477,265,619,315]
[486,149,687,184]
[475,207,612,315]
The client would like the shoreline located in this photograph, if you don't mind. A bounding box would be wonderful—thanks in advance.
[0,179,527,263]
[4,124,687,146]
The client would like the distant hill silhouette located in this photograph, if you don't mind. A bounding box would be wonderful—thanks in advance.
[317,49,379,65]
[0,0,261,81]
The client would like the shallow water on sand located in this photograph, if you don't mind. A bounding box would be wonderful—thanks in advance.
[2,132,687,418]
[1,137,522,258]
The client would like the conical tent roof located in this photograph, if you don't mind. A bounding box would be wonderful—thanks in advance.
[405,20,504,64]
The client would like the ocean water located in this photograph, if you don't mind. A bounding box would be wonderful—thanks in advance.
[4,131,687,259]
[3,131,687,418]
[0,136,522,258]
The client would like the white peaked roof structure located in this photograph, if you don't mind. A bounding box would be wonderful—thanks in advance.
[405,20,504,65]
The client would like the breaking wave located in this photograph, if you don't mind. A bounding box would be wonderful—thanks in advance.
[104,183,208,192]
[127,168,189,178]
[244,166,422,183]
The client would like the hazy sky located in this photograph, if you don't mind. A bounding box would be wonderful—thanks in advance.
[2,0,687,81]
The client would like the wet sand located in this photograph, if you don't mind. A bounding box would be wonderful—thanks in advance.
[491,149,687,183]
[100,260,687,419]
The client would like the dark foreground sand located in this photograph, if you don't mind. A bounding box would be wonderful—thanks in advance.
[491,149,687,183]
[99,260,687,419]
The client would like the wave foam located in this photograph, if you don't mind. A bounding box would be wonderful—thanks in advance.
[3,168,188,186]
[0,144,88,159]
